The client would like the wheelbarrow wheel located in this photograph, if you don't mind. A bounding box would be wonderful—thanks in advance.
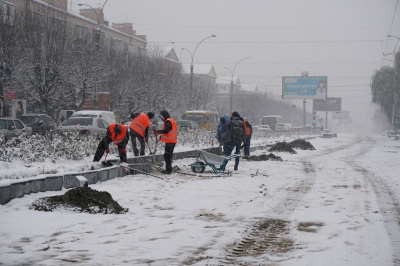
[191,162,205,173]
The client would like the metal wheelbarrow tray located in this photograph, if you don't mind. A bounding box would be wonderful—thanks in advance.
[190,150,240,175]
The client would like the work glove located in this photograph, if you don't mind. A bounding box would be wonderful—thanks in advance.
[105,148,110,154]
[120,148,127,154]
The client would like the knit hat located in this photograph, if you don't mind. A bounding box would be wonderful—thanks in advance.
[231,111,240,118]
[114,124,122,135]
[160,110,170,119]
[147,112,155,119]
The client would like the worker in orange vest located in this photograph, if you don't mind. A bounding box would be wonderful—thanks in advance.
[242,118,253,156]
[93,123,130,163]
[129,112,155,156]
[154,110,178,174]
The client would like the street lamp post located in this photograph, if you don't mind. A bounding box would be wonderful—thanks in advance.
[181,34,216,109]
[225,57,250,114]
[387,35,400,129]
[78,0,109,46]
[264,76,281,101]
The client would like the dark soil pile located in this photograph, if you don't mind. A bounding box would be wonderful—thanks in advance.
[30,187,128,214]
[268,142,297,154]
[289,139,315,150]
[244,153,283,161]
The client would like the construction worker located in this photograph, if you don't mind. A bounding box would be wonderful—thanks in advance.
[242,117,253,157]
[129,112,155,156]
[154,110,177,174]
[93,123,129,163]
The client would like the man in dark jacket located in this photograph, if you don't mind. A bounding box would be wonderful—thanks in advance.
[93,123,130,163]
[154,110,178,174]
[226,111,245,170]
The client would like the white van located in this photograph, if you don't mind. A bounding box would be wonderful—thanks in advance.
[70,110,117,125]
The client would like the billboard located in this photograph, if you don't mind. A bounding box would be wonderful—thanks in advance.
[332,111,350,120]
[282,76,327,99]
[313,97,341,112]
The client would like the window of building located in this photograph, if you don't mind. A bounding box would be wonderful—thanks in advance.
[75,24,89,40]
[110,37,123,52]
[29,10,44,29]
[0,1,15,25]
[92,29,105,45]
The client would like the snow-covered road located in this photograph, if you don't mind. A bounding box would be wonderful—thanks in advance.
[0,134,399,265]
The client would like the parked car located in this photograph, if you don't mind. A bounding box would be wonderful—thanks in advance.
[58,117,109,134]
[258,125,271,131]
[0,117,32,138]
[177,120,200,131]
[70,110,117,125]
[275,123,292,132]
[20,114,56,134]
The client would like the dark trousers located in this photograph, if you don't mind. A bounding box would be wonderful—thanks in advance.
[130,129,146,156]
[164,143,176,172]
[93,138,127,163]
[244,136,251,156]
[226,142,241,170]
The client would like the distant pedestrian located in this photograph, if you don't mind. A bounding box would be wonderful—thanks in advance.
[242,118,253,156]
[226,111,245,170]
[154,110,178,174]
[93,123,129,163]
[220,115,230,155]
[129,112,155,156]
[216,115,229,150]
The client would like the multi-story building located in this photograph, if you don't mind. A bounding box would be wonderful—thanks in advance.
[1,0,146,54]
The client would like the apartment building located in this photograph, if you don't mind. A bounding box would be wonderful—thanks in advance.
[1,0,146,54]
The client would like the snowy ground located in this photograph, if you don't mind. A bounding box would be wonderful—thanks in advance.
[0,134,399,265]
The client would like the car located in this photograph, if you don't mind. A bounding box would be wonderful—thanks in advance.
[177,120,199,131]
[257,125,271,131]
[321,128,337,138]
[20,114,56,134]
[0,117,32,138]
[70,110,117,125]
[292,126,302,132]
[275,123,292,132]
[58,117,109,134]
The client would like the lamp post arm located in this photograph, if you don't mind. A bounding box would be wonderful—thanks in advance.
[181,48,194,63]
[233,57,250,75]
[78,4,99,24]
[192,35,215,64]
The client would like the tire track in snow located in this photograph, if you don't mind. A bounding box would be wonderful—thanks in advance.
[344,136,400,266]
[221,138,365,265]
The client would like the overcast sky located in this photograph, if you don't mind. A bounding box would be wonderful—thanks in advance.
[69,0,399,128]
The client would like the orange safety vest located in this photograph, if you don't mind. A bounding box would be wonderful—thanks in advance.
[160,118,178,143]
[110,123,127,144]
[244,120,251,136]
[129,113,151,137]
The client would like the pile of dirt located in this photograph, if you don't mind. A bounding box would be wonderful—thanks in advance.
[30,187,128,214]
[244,153,283,161]
[268,142,297,154]
[289,139,315,150]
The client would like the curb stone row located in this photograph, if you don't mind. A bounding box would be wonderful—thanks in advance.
[0,145,270,205]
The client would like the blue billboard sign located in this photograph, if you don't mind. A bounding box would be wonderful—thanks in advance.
[282,76,327,99]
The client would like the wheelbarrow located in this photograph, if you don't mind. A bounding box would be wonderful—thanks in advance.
[190,150,240,175]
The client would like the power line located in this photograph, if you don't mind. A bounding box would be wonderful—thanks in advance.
[153,39,382,44]
[133,22,399,31]
[382,0,399,65]
[208,61,378,65]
